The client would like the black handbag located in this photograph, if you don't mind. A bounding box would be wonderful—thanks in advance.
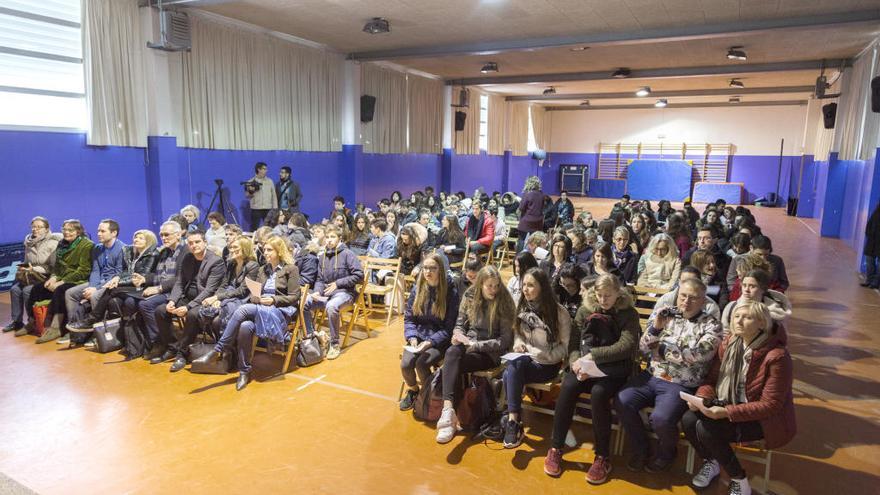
[295,333,324,367]
[188,342,232,374]
[93,317,123,354]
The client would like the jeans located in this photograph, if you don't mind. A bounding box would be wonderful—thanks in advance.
[681,410,764,479]
[551,372,629,456]
[502,356,560,414]
[8,282,33,325]
[440,344,497,401]
[865,255,880,287]
[469,242,489,255]
[303,291,354,346]
[215,303,261,374]
[401,346,444,388]
[64,283,105,323]
[615,372,693,462]
[138,294,168,345]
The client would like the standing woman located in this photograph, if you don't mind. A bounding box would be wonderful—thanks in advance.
[348,214,371,256]
[436,266,515,444]
[684,301,796,495]
[861,202,880,289]
[399,253,460,410]
[517,176,545,252]
[539,234,572,280]
[195,236,300,391]
[3,217,60,335]
[502,268,571,448]
[31,220,94,343]
[544,274,639,484]
[507,251,539,305]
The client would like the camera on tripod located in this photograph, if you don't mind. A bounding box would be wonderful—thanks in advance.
[240,179,261,193]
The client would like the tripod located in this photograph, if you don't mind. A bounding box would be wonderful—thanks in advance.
[202,179,239,226]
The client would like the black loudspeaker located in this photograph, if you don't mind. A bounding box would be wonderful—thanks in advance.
[822,103,837,129]
[454,111,467,131]
[872,76,880,113]
[360,95,376,123]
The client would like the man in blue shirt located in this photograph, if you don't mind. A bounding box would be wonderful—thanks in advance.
[64,219,125,344]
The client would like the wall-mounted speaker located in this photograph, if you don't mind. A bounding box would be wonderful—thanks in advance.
[871,75,879,113]
[360,95,376,123]
[454,111,467,131]
[822,102,837,129]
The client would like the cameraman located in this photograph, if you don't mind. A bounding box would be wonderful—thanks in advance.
[615,278,723,473]
[244,162,277,230]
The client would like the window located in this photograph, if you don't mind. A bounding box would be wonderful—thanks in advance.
[0,0,86,130]
[478,93,488,151]
[527,106,537,152]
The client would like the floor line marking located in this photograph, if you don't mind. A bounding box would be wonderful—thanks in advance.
[288,373,397,402]
[797,217,818,235]
[295,374,326,391]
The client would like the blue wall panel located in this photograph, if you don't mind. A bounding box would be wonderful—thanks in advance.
[820,154,847,237]
[361,152,441,208]
[729,155,799,204]
[449,152,504,195]
[590,179,627,198]
[627,159,691,201]
[507,154,537,195]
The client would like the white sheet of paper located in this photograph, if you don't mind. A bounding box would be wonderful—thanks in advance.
[579,359,607,378]
[500,352,529,362]
[403,345,420,354]
[679,391,709,412]
[245,277,262,298]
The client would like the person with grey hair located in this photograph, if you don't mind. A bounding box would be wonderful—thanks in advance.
[3,216,61,335]
[180,205,201,232]
[137,221,189,361]
[616,277,723,473]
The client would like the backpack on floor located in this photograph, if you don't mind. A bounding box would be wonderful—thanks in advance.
[413,368,444,422]
[456,376,496,430]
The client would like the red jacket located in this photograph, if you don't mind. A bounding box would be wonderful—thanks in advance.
[696,324,796,450]
[463,212,495,247]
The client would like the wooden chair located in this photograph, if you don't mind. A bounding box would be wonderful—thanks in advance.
[631,285,671,331]
[686,442,774,493]
[361,256,403,326]
[312,274,370,349]
[495,233,518,270]
[250,284,310,375]
[449,241,470,272]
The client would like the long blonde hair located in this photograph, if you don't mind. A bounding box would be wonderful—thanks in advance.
[467,265,515,332]
[413,253,447,319]
[265,235,293,264]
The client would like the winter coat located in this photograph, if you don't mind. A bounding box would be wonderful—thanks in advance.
[463,212,495,247]
[518,190,545,233]
[147,243,188,295]
[571,289,640,376]
[513,302,571,365]
[720,289,791,333]
[52,236,95,285]
[452,286,515,363]
[697,324,796,449]
[403,276,460,347]
[117,245,160,287]
[22,232,61,274]
[295,249,319,289]
[287,226,310,249]
[367,232,397,259]
[865,206,880,257]
[170,250,226,309]
[641,308,723,387]
[555,198,575,225]
[314,243,364,298]
[214,259,260,301]
[637,254,681,290]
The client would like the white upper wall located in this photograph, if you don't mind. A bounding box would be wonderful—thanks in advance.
[548,105,809,156]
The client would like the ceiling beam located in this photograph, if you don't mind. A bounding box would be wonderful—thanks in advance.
[546,101,808,111]
[448,59,848,86]
[349,10,880,61]
[506,86,815,101]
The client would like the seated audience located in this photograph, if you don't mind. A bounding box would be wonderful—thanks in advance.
[684,227,731,277]
[489,206,507,257]
[399,253,460,410]
[137,221,188,360]
[180,205,201,232]
[721,269,791,333]
[568,229,593,272]
[589,242,624,283]
[502,268,571,448]
[195,236,300,390]
[198,236,260,337]
[347,213,371,256]
[507,252,538,305]
[610,227,639,283]
[637,233,681,290]
[294,241,319,289]
[367,218,397,259]
[657,200,674,223]
[748,235,789,292]
[665,213,692,259]
[286,212,311,249]
[684,300,796,495]
[616,278,722,472]
[205,212,227,256]
[463,200,495,255]
[539,234,572,279]
[436,214,467,266]
[690,249,729,308]
[397,224,425,276]
[553,262,586,319]
[576,211,598,230]
[630,213,652,254]
[329,195,353,228]
[436,266,515,444]
[524,231,549,261]
[554,191,575,226]
[4,217,60,335]
[650,266,721,323]
[544,274,639,484]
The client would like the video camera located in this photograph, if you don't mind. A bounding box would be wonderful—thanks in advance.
[241,179,262,193]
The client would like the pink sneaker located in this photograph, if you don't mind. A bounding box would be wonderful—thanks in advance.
[544,447,562,477]
[587,455,612,485]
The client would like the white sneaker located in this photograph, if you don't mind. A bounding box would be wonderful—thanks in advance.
[692,459,720,488]
[728,477,751,495]
[326,345,341,360]
[83,338,96,349]
[57,335,70,345]
[435,407,461,444]
[564,429,577,448]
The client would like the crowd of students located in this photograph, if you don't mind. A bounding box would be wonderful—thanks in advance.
[3,173,796,494]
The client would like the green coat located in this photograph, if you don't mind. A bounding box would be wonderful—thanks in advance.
[52,237,95,285]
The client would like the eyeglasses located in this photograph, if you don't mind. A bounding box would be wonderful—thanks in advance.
[159,232,174,238]
[613,237,627,241]
[678,294,702,302]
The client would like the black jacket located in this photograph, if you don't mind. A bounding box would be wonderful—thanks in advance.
[170,250,226,308]
[117,245,159,287]
[215,260,260,301]
[295,250,319,289]
[866,205,880,257]
[253,262,301,307]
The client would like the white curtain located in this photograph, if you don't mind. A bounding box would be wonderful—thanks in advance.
[530,104,547,151]
[454,87,480,155]
[362,63,407,154]
[83,0,147,147]
[837,39,880,160]
[487,93,506,155]
[181,14,342,151]
[407,74,443,154]
[507,101,530,156]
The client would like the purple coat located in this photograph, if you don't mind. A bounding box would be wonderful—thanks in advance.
[314,243,364,298]
[518,190,545,233]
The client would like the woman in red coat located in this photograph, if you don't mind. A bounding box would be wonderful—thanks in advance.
[682,300,796,495]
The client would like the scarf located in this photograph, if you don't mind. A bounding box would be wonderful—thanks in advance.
[716,331,769,405]
[517,301,556,343]
[56,236,82,259]
[466,212,485,242]
[24,231,48,248]
[611,244,633,268]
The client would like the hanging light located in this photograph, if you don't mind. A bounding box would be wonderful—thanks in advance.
[480,62,498,73]
[543,86,556,95]
[580,99,590,106]
[729,78,745,89]
[727,46,747,61]
[612,67,631,78]
[635,86,651,97]
[654,98,668,108]
[729,96,741,104]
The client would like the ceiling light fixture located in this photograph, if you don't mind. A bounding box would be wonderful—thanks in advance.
[729,96,741,104]
[729,78,745,89]
[635,86,651,97]
[543,87,556,96]
[363,17,390,34]
[570,46,589,51]
[612,67,631,78]
[654,98,668,108]
[580,99,590,106]
[727,46,747,61]
[480,62,498,74]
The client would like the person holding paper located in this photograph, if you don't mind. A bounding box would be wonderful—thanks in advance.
[195,236,300,391]
[616,278,723,473]
[543,274,639,485]
[435,266,515,444]
[501,268,571,449]
[682,301,795,495]
[398,253,460,411]
[197,236,259,338]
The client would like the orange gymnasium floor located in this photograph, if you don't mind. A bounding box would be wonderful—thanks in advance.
[0,199,878,495]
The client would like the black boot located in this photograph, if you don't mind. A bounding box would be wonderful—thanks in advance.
[236,372,251,391]
[193,349,221,365]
